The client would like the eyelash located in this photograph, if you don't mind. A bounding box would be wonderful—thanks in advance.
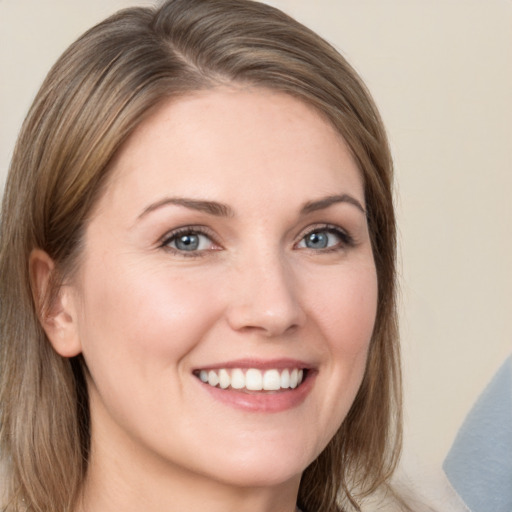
[297,224,355,252]
[160,226,219,258]
[159,223,354,257]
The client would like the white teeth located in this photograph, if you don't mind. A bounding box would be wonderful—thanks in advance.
[208,370,219,387]
[245,369,263,391]
[263,369,281,391]
[231,368,245,389]
[219,369,230,389]
[197,367,306,391]
[280,369,290,389]
[290,369,298,389]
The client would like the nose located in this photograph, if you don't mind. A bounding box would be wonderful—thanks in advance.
[225,249,306,338]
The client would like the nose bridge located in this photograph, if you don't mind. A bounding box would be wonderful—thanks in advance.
[226,242,305,336]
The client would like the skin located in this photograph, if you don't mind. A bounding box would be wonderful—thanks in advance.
[35,87,378,512]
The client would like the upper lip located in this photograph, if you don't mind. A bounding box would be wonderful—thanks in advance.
[193,358,313,371]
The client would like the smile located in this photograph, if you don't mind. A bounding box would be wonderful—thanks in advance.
[195,368,305,391]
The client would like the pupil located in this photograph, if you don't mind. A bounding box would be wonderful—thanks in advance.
[306,232,328,249]
[176,234,199,251]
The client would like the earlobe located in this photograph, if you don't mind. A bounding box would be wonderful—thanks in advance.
[29,249,82,358]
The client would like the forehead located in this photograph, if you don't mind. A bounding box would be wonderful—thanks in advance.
[100,86,364,216]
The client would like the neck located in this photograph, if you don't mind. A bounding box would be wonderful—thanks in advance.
[78,465,300,512]
[77,428,301,512]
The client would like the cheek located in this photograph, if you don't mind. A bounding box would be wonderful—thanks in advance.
[292,261,377,455]
[76,260,225,372]
[310,262,378,359]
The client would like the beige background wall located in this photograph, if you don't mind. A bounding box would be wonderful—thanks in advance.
[1,0,511,471]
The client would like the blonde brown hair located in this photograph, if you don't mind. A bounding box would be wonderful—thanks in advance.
[0,1,401,511]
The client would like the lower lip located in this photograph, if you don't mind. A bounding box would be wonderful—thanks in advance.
[197,372,316,413]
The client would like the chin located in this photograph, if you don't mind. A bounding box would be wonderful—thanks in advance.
[213,458,305,489]
[193,436,318,489]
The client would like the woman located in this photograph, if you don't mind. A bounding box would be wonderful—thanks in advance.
[0,1,401,511]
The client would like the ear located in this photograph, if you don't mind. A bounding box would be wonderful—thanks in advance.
[29,249,82,357]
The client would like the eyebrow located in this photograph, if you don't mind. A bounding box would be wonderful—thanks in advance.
[300,194,366,215]
[137,193,365,221]
[138,197,234,220]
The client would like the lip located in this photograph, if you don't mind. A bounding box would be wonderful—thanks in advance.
[193,357,312,371]
[193,358,316,413]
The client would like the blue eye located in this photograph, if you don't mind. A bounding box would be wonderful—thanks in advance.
[163,229,215,253]
[297,227,350,250]
[304,231,330,249]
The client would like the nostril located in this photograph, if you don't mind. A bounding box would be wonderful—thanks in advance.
[227,313,303,338]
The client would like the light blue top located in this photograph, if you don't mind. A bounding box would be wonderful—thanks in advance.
[443,354,512,512]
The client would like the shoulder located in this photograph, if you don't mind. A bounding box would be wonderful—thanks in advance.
[368,458,470,512]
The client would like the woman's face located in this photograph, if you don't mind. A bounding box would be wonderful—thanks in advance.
[67,88,377,491]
